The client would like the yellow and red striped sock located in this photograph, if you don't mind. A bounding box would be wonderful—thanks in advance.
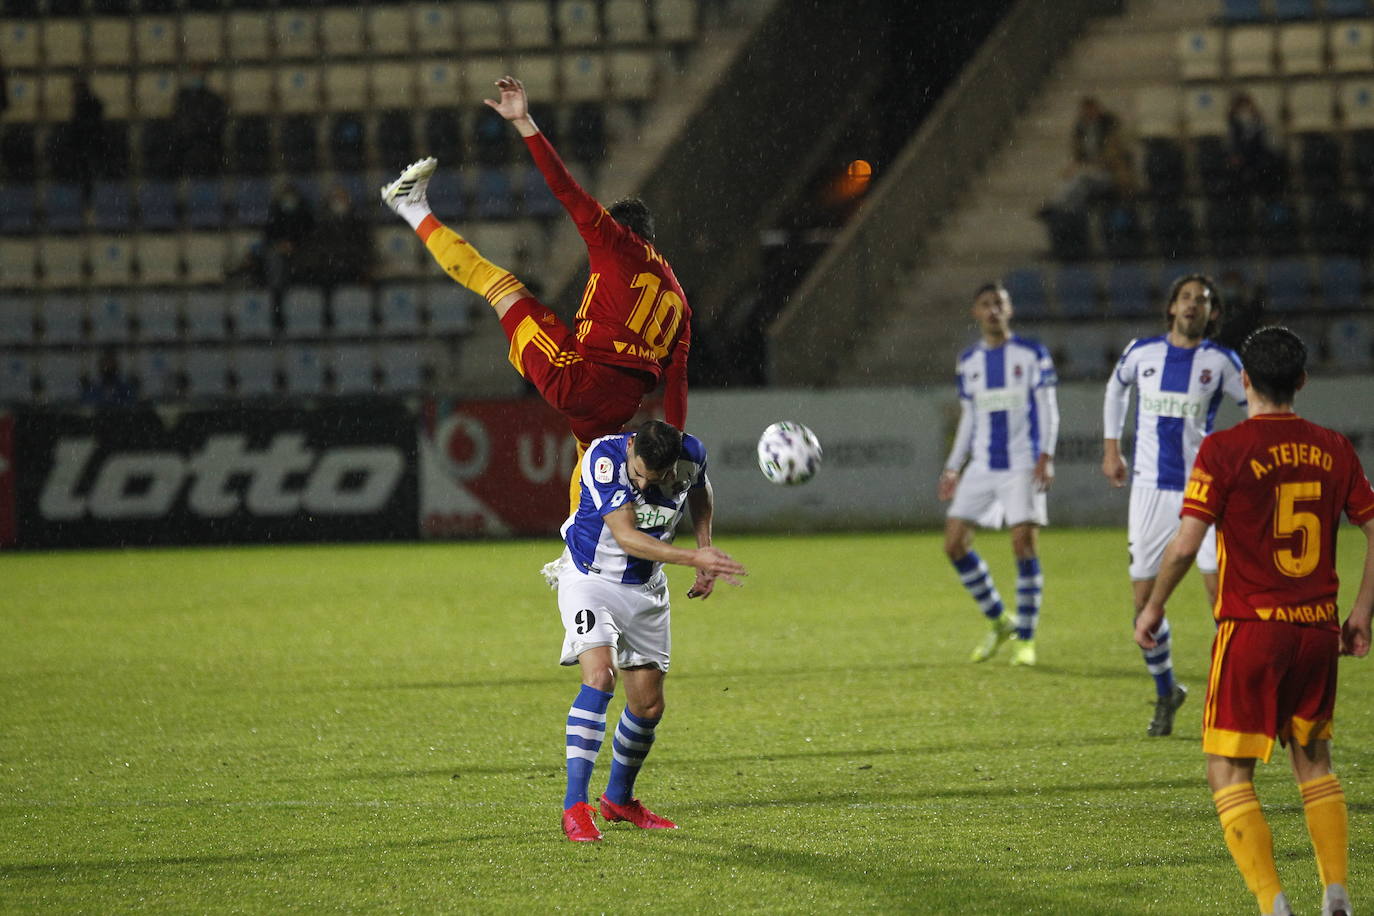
[1299,774,1347,889]
[419,218,523,306]
[1214,782,1283,914]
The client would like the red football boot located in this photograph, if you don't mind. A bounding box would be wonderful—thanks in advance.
[598,795,677,829]
[562,801,603,842]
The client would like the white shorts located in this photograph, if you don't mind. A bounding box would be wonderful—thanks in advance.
[557,563,672,672]
[947,467,1048,529]
[1128,485,1217,580]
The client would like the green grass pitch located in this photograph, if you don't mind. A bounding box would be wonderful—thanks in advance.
[3,529,1372,914]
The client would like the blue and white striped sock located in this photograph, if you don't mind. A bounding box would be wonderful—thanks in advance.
[952,551,1004,621]
[604,708,659,805]
[563,684,613,809]
[1014,556,1043,640]
[1142,616,1176,698]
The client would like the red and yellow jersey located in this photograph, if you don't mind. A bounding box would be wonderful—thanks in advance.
[1182,413,1374,629]
[524,132,690,430]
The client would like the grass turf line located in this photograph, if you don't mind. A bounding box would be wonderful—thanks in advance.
[1,529,1371,913]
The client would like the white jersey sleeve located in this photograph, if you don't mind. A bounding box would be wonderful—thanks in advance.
[1103,339,1139,440]
[945,398,974,472]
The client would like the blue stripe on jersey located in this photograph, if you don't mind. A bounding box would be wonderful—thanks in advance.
[1205,384,1225,431]
[1154,346,1196,490]
[986,348,1009,470]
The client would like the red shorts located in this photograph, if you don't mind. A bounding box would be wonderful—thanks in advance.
[498,297,652,445]
[1203,619,1339,762]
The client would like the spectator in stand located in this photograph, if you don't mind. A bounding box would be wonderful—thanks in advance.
[1215,267,1264,352]
[263,183,315,328]
[303,184,375,293]
[1227,92,1286,199]
[172,66,229,177]
[69,76,105,205]
[1038,96,1136,220]
[81,347,137,407]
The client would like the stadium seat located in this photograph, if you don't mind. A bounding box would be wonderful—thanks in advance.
[0,20,40,70]
[134,70,177,121]
[134,17,176,66]
[474,166,515,220]
[330,285,374,337]
[98,123,132,181]
[0,291,36,346]
[1055,265,1101,317]
[228,289,273,340]
[328,115,368,172]
[609,52,658,101]
[1279,24,1325,76]
[137,181,179,230]
[44,73,78,123]
[1257,198,1302,255]
[1100,203,1146,259]
[42,294,86,345]
[378,342,423,392]
[0,186,37,233]
[283,345,326,396]
[1328,316,1374,370]
[375,226,423,278]
[654,0,699,42]
[89,291,132,343]
[321,9,365,57]
[89,18,132,68]
[3,73,39,124]
[278,68,323,116]
[227,13,270,61]
[40,237,85,289]
[1265,257,1313,311]
[562,53,609,102]
[1001,267,1049,318]
[418,59,461,109]
[324,65,369,113]
[185,179,225,229]
[1142,138,1186,199]
[473,107,512,165]
[1297,133,1342,193]
[507,0,554,48]
[137,234,182,286]
[425,109,465,163]
[36,352,89,405]
[558,0,601,45]
[1317,255,1363,307]
[375,110,417,171]
[183,234,226,285]
[233,346,279,397]
[1150,201,1199,259]
[1,124,38,182]
[181,14,223,65]
[1194,135,1235,198]
[89,235,135,287]
[228,68,274,117]
[1229,27,1277,78]
[513,55,558,103]
[1274,0,1317,19]
[332,345,377,395]
[521,164,561,218]
[414,4,459,52]
[368,7,412,56]
[184,289,228,341]
[378,284,422,334]
[371,63,416,112]
[273,10,318,60]
[1331,25,1374,78]
[133,348,178,401]
[0,353,34,403]
[1205,197,1254,256]
[229,117,273,176]
[132,290,181,343]
[42,20,84,68]
[457,2,506,50]
[1107,264,1155,317]
[1176,30,1224,81]
[0,240,38,288]
[1043,208,1092,261]
[1183,86,1228,139]
[605,0,650,43]
[183,349,230,399]
[427,281,474,333]
[568,103,607,163]
[1325,0,1370,16]
[279,117,321,174]
[43,183,85,232]
[139,118,180,179]
[283,288,326,338]
[90,71,131,119]
[1221,0,1265,22]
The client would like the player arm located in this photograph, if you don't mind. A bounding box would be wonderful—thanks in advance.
[662,319,691,431]
[1034,381,1059,488]
[602,502,745,585]
[685,481,718,598]
[939,398,974,500]
[1102,369,1131,485]
[1135,515,1210,648]
[523,131,606,231]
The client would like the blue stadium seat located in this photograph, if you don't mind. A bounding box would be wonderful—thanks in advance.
[231,177,272,227]
[425,169,465,221]
[0,186,37,233]
[1002,268,1049,318]
[1318,257,1362,309]
[43,183,85,232]
[1150,201,1198,259]
[1055,266,1101,317]
[1107,264,1155,317]
[1273,0,1316,19]
[1264,258,1312,312]
[1325,0,1370,16]
[329,114,367,172]
[91,181,133,231]
[521,165,560,219]
[185,179,225,229]
[1221,0,1265,22]
[474,167,515,220]
[138,180,180,230]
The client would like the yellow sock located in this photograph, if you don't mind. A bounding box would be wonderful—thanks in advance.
[420,220,523,306]
[568,440,588,517]
[1214,782,1283,914]
[1299,774,1348,889]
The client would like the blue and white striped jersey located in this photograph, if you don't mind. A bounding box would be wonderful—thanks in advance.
[562,432,708,585]
[1103,335,1246,491]
[945,336,1060,473]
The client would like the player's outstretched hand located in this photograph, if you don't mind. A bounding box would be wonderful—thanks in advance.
[1134,604,1165,649]
[485,75,529,122]
[692,547,747,588]
[687,570,716,600]
[1340,610,1371,657]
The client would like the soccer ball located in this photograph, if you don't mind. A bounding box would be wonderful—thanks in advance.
[756,421,822,486]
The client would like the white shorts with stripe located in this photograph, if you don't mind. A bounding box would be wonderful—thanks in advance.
[947,467,1048,529]
[557,558,672,671]
[1128,484,1217,580]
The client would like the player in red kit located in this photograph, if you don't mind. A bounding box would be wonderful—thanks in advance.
[380,76,689,516]
[1136,327,1374,916]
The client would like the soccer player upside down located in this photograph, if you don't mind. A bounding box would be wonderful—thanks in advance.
[380,76,690,514]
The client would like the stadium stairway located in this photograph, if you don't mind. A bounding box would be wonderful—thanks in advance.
[773,0,1214,387]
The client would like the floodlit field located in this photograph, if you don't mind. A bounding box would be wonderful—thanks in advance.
[3,530,1372,914]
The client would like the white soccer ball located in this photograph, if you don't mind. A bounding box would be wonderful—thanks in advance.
[757,421,823,486]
